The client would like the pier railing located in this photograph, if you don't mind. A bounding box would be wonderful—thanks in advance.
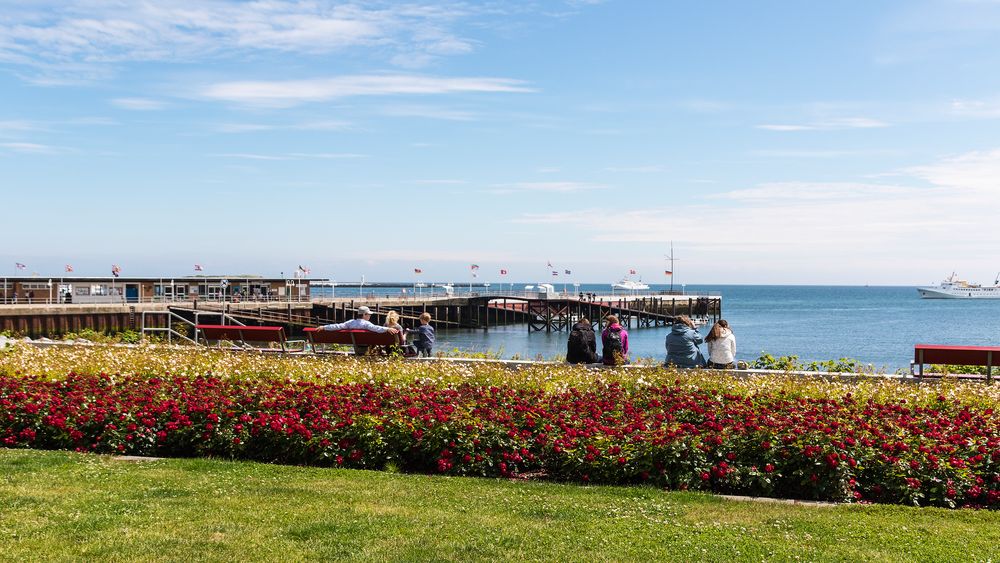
[1,289,719,307]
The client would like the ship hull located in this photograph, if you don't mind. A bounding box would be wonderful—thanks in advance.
[917,287,1000,299]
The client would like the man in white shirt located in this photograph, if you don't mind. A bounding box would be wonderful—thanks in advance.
[316,306,399,355]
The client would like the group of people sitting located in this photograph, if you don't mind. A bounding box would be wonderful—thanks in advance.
[315,306,436,357]
[566,315,736,368]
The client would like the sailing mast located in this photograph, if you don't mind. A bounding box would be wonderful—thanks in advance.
[665,241,679,293]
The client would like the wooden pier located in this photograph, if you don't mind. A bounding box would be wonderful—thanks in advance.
[0,293,721,339]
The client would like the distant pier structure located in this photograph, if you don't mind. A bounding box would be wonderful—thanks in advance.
[0,276,721,338]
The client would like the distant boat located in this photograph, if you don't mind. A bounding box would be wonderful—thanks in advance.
[612,278,650,291]
[917,272,1000,299]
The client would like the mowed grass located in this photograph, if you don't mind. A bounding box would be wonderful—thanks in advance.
[1,449,997,562]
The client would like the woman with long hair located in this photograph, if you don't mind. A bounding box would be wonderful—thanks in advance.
[705,319,736,369]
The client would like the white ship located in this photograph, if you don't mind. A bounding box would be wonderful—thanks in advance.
[612,278,650,292]
[917,272,1000,299]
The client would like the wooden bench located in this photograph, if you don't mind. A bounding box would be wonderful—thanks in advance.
[304,328,415,357]
[913,344,999,382]
[196,324,302,353]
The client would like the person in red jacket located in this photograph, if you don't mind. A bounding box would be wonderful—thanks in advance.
[601,315,629,366]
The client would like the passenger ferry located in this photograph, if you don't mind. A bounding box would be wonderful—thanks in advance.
[917,273,1000,299]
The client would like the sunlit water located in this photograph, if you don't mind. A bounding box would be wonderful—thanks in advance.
[399,284,1000,370]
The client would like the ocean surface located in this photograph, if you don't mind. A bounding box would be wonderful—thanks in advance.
[342,284,1000,371]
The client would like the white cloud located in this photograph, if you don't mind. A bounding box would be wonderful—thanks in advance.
[215,120,352,133]
[603,165,664,173]
[199,74,534,107]
[750,149,902,159]
[214,153,293,161]
[379,104,478,121]
[514,149,1000,277]
[0,142,60,154]
[489,181,605,194]
[412,179,468,185]
[757,117,889,131]
[950,98,1000,118]
[111,98,167,111]
[0,1,482,76]
[214,152,367,161]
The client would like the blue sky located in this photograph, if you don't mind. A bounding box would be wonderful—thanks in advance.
[4,0,1000,285]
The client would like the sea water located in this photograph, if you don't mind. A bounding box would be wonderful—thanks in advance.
[411,284,1000,370]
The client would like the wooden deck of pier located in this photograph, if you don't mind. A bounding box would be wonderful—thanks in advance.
[0,293,721,338]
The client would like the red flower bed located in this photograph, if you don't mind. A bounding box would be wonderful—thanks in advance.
[1,373,998,508]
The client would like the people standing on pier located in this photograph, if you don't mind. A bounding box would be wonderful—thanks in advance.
[407,312,436,357]
[316,305,399,355]
[705,319,736,369]
[601,315,629,366]
[665,315,706,368]
[567,318,600,364]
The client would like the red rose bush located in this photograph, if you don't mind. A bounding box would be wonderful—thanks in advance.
[0,344,997,508]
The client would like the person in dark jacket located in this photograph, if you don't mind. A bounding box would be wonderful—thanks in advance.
[665,315,705,368]
[566,318,600,364]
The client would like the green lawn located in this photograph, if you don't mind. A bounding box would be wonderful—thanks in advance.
[1,449,997,562]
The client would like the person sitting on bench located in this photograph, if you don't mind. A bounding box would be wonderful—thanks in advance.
[316,306,399,355]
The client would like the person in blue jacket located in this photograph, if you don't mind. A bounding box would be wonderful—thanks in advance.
[665,315,706,368]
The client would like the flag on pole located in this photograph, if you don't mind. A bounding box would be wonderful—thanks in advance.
[664,270,672,276]
[111,264,121,278]
[65,264,73,273]
[194,264,203,272]
[414,268,422,274]
[15,262,26,270]
[500,269,508,275]
[470,264,480,271]
[564,269,571,275]
[629,268,636,275]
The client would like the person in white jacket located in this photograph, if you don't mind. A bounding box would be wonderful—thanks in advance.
[705,319,736,369]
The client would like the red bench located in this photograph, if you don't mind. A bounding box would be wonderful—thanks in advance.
[913,344,999,382]
[304,328,415,357]
[196,324,301,353]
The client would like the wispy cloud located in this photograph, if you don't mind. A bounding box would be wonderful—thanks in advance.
[214,120,352,133]
[489,181,605,194]
[199,74,534,107]
[111,97,167,111]
[950,98,1000,118]
[750,149,902,159]
[0,142,61,154]
[514,149,1000,267]
[757,117,890,131]
[412,179,468,185]
[0,1,484,78]
[604,165,664,173]
[214,152,367,161]
[379,104,478,121]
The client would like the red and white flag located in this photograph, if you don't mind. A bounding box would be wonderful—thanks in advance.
[470,264,480,271]
[15,262,26,270]
[65,264,74,273]
[664,270,672,276]
[194,264,203,272]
